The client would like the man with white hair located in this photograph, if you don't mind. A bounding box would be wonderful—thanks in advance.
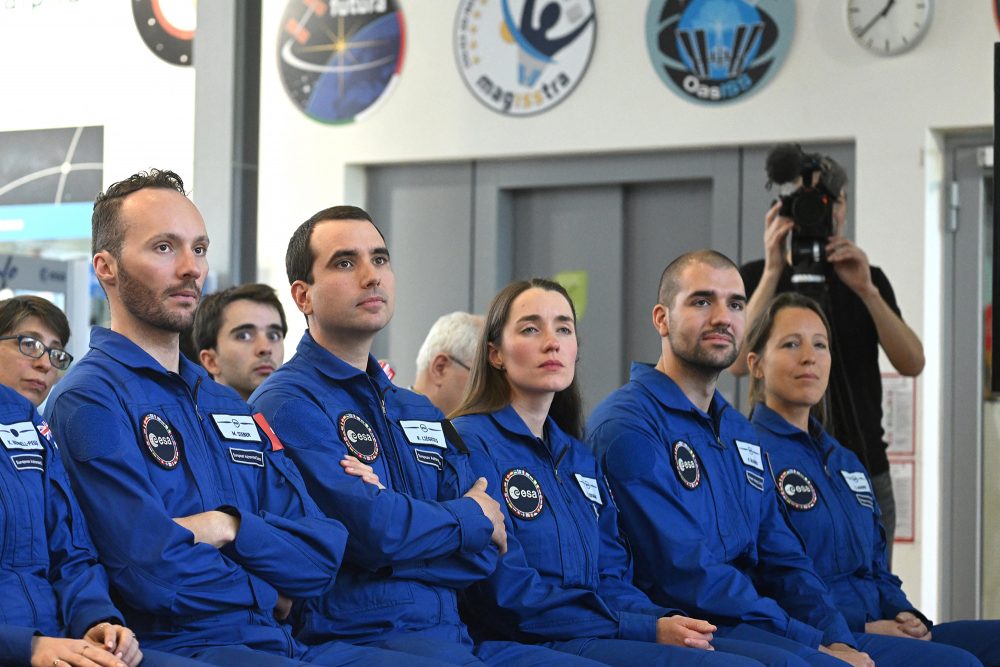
[412,312,484,415]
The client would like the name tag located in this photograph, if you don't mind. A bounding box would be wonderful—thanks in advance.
[212,414,262,442]
[735,440,763,471]
[856,493,875,510]
[399,420,447,448]
[840,471,872,494]
[414,448,443,470]
[11,453,44,472]
[229,447,265,467]
[0,421,43,451]
[746,470,765,491]
[574,474,602,504]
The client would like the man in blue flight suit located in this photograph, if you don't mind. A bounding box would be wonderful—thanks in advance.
[587,250,876,667]
[250,205,603,666]
[43,171,444,667]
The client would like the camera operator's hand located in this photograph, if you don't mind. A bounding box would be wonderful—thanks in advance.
[763,201,794,276]
[825,237,877,299]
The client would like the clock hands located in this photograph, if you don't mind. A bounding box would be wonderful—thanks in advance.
[855,0,897,38]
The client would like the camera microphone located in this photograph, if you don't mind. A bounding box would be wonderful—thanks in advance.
[765,143,805,187]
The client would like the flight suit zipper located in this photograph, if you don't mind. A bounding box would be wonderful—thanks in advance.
[367,376,409,494]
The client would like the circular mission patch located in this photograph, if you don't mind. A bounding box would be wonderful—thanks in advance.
[502,468,544,520]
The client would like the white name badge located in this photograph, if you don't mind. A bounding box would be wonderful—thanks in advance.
[0,421,43,450]
[840,470,872,494]
[399,420,447,448]
[211,414,262,442]
[735,440,763,471]
[574,474,602,504]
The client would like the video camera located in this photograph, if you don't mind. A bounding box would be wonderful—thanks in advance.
[765,144,848,287]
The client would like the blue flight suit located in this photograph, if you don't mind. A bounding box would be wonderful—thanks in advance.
[0,383,206,666]
[587,363,880,667]
[752,403,997,667]
[454,404,835,667]
[43,328,439,667]
[251,331,601,667]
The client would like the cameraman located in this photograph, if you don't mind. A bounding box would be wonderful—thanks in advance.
[730,153,924,564]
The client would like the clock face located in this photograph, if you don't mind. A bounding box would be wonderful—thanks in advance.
[847,0,932,56]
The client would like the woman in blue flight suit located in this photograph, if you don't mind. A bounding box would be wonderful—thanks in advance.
[447,277,825,667]
[0,382,207,667]
[744,291,1000,667]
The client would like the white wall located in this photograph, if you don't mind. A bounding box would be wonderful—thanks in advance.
[0,1,196,194]
[257,1,996,618]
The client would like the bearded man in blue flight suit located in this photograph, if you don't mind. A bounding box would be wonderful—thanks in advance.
[43,171,444,667]
[250,206,604,667]
[587,250,886,667]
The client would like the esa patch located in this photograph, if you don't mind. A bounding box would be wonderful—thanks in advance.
[414,448,443,470]
[503,468,544,520]
[0,421,43,451]
[671,440,701,490]
[11,453,44,472]
[338,412,379,463]
[777,468,817,511]
[141,413,180,470]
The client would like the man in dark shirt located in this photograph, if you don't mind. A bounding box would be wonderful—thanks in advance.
[731,181,924,562]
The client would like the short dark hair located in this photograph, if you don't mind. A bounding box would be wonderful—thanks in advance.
[285,205,384,285]
[92,169,186,259]
[0,295,71,346]
[191,283,288,353]
[657,249,740,307]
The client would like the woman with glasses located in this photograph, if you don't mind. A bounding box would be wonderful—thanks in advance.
[745,292,999,666]
[0,296,208,667]
[0,295,74,407]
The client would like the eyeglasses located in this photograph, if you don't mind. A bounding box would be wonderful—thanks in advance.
[0,335,73,370]
[448,355,471,371]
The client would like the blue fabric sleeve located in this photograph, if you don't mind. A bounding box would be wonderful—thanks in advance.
[592,467,681,634]
[459,436,642,642]
[754,473,856,646]
[46,395,275,617]
[254,394,493,568]
[42,429,123,639]
[0,625,37,665]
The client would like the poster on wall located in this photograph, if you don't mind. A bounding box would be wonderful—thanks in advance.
[277,0,406,124]
[0,126,103,249]
[645,0,793,106]
[455,0,596,116]
[132,0,196,66]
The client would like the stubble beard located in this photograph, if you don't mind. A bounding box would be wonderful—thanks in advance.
[118,261,200,333]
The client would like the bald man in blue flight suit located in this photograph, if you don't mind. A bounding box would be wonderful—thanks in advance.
[0,382,210,667]
[588,250,899,667]
[44,170,443,667]
[751,402,996,666]
[251,205,604,666]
